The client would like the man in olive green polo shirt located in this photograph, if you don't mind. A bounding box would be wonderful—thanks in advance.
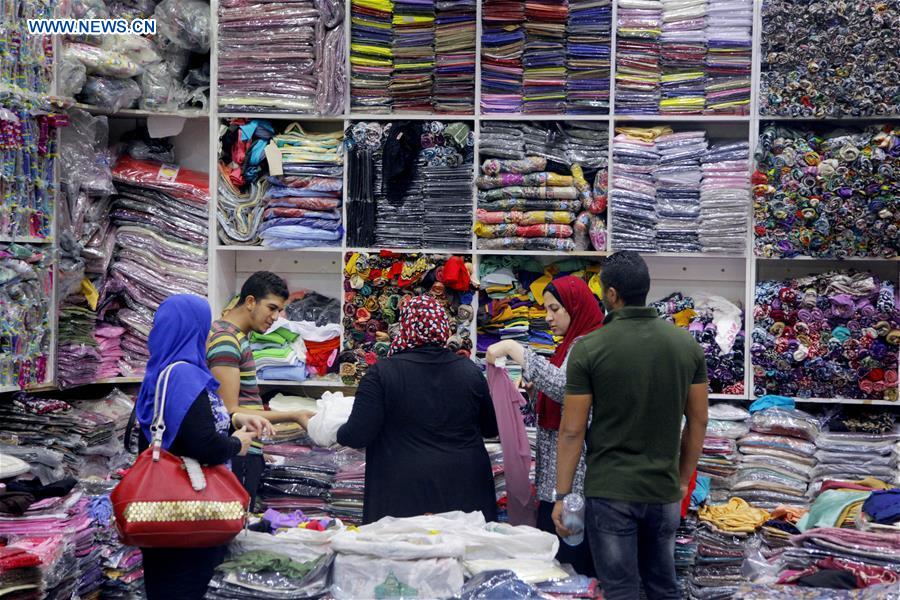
[552,251,709,600]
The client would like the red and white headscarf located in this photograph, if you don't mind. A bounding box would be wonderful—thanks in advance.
[388,295,451,356]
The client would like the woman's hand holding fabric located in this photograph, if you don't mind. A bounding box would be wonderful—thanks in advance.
[232,426,256,456]
[233,413,276,438]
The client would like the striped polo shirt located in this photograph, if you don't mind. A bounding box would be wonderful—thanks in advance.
[207,320,261,407]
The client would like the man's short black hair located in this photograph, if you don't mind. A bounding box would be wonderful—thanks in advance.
[239,271,289,305]
[600,251,651,306]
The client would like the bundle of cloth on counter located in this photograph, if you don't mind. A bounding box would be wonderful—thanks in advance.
[339,252,475,385]
[60,0,210,111]
[350,0,475,113]
[345,121,473,250]
[217,0,345,114]
[0,243,54,389]
[753,271,899,401]
[476,121,608,251]
[98,154,209,375]
[0,389,134,480]
[651,291,745,394]
[476,255,604,356]
[753,125,899,260]
[612,126,750,254]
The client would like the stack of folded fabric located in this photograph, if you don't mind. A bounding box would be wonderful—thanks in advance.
[94,324,125,380]
[433,0,476,113]
[704,0,752,114]
[480,0,525,113]
[391,0,435,111]
[57,303,101,388]
[0,535,80,599]
[694,498,770,598]
[351,0,394,113]
[522,0,567,114]
[611,126,666,252]
[102,156,209,375]
[810,410,899,495]
[260,124,344,249]
[654,130,706,252]
[565,0,612,114]
[735,406,821,510]
[659,0,707,114]
[329,457,367,524]
[615,0,662,115]
[83,494,144,599]
[477,265,532,352]
[700,140,749,254]
[702,404,750,504]
[251,326,308,383]
[675,515,699,596]
[651,291,745,394]
[218,0,346,115]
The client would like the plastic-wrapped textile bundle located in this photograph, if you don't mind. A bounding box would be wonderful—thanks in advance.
[614,0,662,115]
[651,291,745,395]
[700,140,749,254]
[610,126,667,252]
[480,0,525,113]
[522,0,567,114]
[654,130,706,252]
[753,272,899,401]
[753,125,899,260]
[218,0,344,114]
[565,0,611,114]
[659,0,707,115]
[701,404,750,504]
[258,124,344,249]
[0,244,54,390]
[390,0,435,112]
[351,0,394,112]
[704,0,751,114]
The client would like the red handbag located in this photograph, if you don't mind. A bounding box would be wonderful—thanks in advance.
[111,362,250,548]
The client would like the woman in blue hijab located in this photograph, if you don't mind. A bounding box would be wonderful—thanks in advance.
[135,294,273,600]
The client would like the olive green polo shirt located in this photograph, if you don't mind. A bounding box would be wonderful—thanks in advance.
[566,306,708,503]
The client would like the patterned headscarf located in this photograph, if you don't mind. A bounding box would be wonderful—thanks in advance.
[388,295,451,355]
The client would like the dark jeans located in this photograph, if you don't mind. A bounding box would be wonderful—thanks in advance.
[536,500,596,577]
[141,545,227,599]
[586,498,681,600]
[231,453,265,509]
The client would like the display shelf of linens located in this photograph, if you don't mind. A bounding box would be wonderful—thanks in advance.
[709,393,749,401]
[69,102,209,120]
[790,397,900,407]
[755,256,900,263]
[257,379,356,389]
[478,114,612,122]
[216,246,345,254]
[615,115,752,123]
[758,115,900,122]
[474,249,611,258]
[0,236,53,244]
[347,247,474,256]
[218,113,348,122]
[346,113,473,121]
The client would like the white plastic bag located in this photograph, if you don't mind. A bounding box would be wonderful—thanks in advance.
[306,391,354,447]
[332,555,464,600]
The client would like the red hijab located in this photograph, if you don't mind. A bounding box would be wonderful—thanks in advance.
[537,275,605,430]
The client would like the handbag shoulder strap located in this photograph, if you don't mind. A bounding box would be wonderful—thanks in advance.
[150,361,189,460]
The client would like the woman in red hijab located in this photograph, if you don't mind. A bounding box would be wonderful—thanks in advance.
[486,275,604,576]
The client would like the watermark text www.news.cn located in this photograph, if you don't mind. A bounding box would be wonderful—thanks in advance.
[27,19,156,36]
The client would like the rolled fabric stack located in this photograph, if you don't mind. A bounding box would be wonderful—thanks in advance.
[704,0,751,114]
[753,272,899,401]
[734,407,821,510]
[433,0,476,113]
[753,125,899,260]
[693,498,770,598]
[101,156,208,376]
[218,0,346,115]
[702,403,750,504]
[810,410,899,496]
[391,0,435,112]
[350,0,394,113]
[654,130,706,252]
[340,252,475,385]
[700,140,749,254]
[522,0,568,114]
[659,0,707,115]
[565,0,611,114]
[651,291,745,394]
[614,0,662,115]
[610,126,667,252]
[480,0,525,113]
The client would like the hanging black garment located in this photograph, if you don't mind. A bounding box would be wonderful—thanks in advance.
[381,121,422,203]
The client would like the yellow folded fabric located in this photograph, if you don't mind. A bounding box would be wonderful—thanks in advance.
[615,126,675,142]
[698,498,771,533]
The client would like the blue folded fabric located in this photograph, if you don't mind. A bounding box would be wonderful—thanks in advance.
[258,365,308,382]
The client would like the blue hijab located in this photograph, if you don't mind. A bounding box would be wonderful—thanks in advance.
[136,294,220,450]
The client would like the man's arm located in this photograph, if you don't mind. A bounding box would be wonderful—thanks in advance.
[556,393,592,497]
[678,383,709,499]
[210,364,311,425]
